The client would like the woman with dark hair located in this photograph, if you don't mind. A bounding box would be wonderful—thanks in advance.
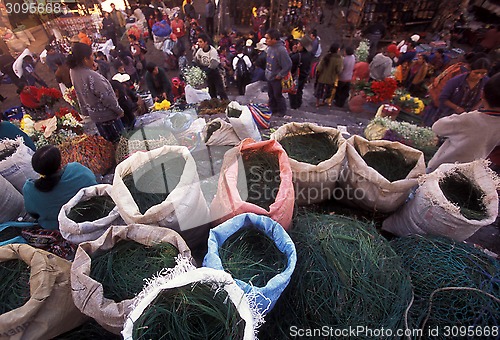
[110,79,138,129]
[422,58,491,126]
[405,53,429,98]
[68,42,125,142]
[22,145,97,230]
[314,43,343,108]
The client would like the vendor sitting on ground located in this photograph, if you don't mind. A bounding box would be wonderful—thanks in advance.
[427,73,500,173]
[23,145,97,230]
[145,62,174,103]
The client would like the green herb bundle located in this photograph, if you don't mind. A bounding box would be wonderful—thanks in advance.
[90,241,179,302]
[391,235,500,333]
[67,196,116,223]
[220,227,287,287]
[279,132,339,165]
[361,147,417,182]
[0,259,31,314]
[53,320,121,340]
[260,213,413,339]
[439,170,487,220]
[132,282,245,339]
[241,150,281,211]
[122,154,186,214]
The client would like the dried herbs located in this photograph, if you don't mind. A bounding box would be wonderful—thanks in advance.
[361,147,417,182]
[279,132,339,165]
[67,196,116,223]
[0,259,31,314]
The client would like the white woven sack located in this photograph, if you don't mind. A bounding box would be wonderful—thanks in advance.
[339,135,426,213]
[203,118,241,146]
[382,160,500,242]
[110,145,210,237]
[271,122,347,205]
[0,137,37,193]
[122,258,259,340]
[58,184,121,244]
[0,174,25,223]
[226,101,261,142]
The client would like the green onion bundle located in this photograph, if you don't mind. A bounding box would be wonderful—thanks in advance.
[241,150,281,211]
[439,170,487,220]
[89,241,179,302]
[279,132,339,165]
[66,196,116,223]
[122,154,186,214]
[391,235,500,333]
[361,147,417,182]
[260,213,413,339]
[0,145,16,162]
[0,259,31,315]
[132,282,245,339]
[219,227,287,287]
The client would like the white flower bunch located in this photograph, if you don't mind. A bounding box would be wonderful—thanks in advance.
[355,39,370,62]
[183,66,207,88]
[61,113,83,128]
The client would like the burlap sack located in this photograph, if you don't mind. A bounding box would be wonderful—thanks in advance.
[382,161,500,242]
[58,184,121,245]
[202,118,241,146]
[270,122,347,205]
[110,145,211,248]
[0,244,86,340]
[339,135,426,213]
[0,174,25,223]
[210,138,295,230]
[71,224,193,334]
[0,137,37,193]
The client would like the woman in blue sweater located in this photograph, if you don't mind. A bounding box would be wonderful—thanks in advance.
[23,145,97,230]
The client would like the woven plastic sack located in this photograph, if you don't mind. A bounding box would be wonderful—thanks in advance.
[339,135,425,213]
[203,213,297,314]
[71,224,193,334]
[271,123,347,205]
[382,161,500,241]
[0,244,86,339]
[110,145,211,248]
[58,184,121,245]
[122,257,259,340]
[185,85,211,104]
[0,137,37,192]
[0,174,25,223]
[226,101,262,142]
[59,135,115,175]
[202,118,241,146]
[210,138,295,230]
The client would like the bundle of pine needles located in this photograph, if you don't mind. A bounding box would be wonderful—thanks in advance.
[391,235,500,334]
[0,227,23,242]
[0,259,31,315]
[259,213,413,339]
[53,320,121,340]
[90,241,179,302]
[279,132,339,165]
[241,150,281,211]
[122,154,186,214]
[439,170,487,220]
[132,282,245,339]
[219,227,287,287]
[361,147,417,182]
[67,196,116,223]
[204,121,222,143]
[0,145,16,162]
[226,106,242,118]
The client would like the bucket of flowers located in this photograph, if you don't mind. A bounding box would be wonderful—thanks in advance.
[350,78,398,113]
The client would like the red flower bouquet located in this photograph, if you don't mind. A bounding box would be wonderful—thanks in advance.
[36,87,62,107]
[366,78,398,103]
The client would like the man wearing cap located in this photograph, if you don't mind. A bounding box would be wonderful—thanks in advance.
[288,38,312,109]
[252,38,268,82]
[264,28,292,117]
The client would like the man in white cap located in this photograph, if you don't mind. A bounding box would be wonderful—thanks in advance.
[251,38,267,82]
